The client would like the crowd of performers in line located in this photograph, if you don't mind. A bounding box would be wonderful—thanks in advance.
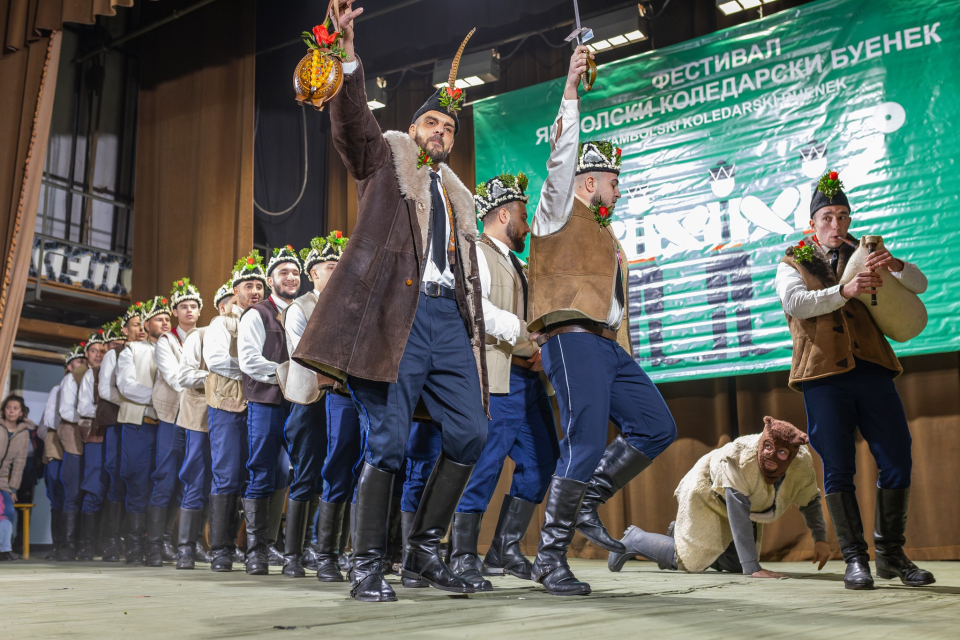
[35,25,935,602]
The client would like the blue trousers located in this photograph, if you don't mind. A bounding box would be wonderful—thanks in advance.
[59,452,84,512]
[401,422,443,512]
[44,459,64,511]
[179,429,212,510]
[284,400,327,502]
[803,358,912,494]
[208,407,248,496]
[80,443,108,513]
[245,401,291,499]
[104,424,125,503]
[348,295,487,473]
[457,365,559,513]
[322,393,363,503]
[120,422,158,514]
[149,421,185,509]
[541,333,677,482]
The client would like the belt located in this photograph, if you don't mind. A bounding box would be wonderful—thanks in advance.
[421,282,457,300]
[142,417,160,425]
[511,355,533,369]
[535,320,617,347]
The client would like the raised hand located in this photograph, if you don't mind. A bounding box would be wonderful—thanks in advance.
[336,0,364,62]
[564,45,594,100]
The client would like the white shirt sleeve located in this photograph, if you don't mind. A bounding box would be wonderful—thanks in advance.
[77,369,97,419]
[775,262,847,320]
[178,331,208,390]
[43,385,61,431]
[117,345,155,406]
[204,316,241,381]
[58,374,79,424]
[238,310,279,384]
[284,303,309,355]
[888,260,928,294]
[532,98,581,237]
[98,349,119,404]
[476,243,521,345]
[155,335,184,394]
[342,59,358,74]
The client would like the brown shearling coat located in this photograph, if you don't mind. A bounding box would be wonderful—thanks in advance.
[0,419,33,494]
[292,60,488,411]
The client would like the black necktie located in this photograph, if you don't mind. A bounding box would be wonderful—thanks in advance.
[429,172,448,274]
[508,252,528,320]
[615,258,625,309]
[830,250,839,274]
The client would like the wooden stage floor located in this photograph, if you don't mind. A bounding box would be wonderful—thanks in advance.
[3,558,958,638]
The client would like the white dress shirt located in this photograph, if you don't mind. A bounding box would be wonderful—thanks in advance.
[476,235,522,345]
[178,329,208,390]
[117,341,158,419]
[284,290,318,354]
[532,97,623,328]
[776,256,928,320]
[98,348,122,405]
[77,368,97,419]
[155,328,187,394]
[204,306,243,381]
[42,384,61,434]
[58,373,79,424]
[238,295,289,385]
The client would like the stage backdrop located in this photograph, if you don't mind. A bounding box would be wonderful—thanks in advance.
[474,0,960,383]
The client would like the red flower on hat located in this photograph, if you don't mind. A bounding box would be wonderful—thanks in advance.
[448,86,463,100]
[80,341,86,347]
[177,280,184,287]
[286,245,293,251]
[161,298,168,305]
[312,25,338,46]
[247,257,255,265]
[615,148,622,158]
[136,301,142,307]
[829,171,838,180]
[99,329,104,334]
[335,230,342,239]
[798,240,805,248]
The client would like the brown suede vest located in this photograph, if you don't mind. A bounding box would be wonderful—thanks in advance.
[782,240,901,391]
[528,198,632,355]
[241,299,289,405]
[83,367,108,443]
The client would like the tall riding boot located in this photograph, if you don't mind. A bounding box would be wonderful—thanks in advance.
[208,494,238,572]
[339,501,354,573]
[401,455,476,594]
[176,509,202,570]
[609,525,677,572]
[266,488,287,567]
[315,500,346,582]
[484,495,537,580]
[243,498,271,575]
[874,488,935,586]
[349,463,396,602]
[195,503,212,563]
[532,476,591,596]
[78,512,99,560]
[301,495,320,570]
[124,512,146,565]
[48,509,63,560]
[385,496,402,574]
[162,505,179,562]
[100,501,123,562]
[282,498,309,578]
[400,511,427,588]
[144,506,166,567]
[60,511,80,561]
[450,512,493,591]
[576,437,652,553]
[825,492,874,590]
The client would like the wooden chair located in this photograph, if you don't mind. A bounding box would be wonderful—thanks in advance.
[13,504,34,559]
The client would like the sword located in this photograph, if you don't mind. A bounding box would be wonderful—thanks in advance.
[564,0,597,91]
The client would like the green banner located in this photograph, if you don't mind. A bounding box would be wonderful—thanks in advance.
[474,0,959,382]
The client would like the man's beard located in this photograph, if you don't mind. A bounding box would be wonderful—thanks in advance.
[416,133,450,165]
[276,287,297,301]
[505,217,526,253]
[590,191,603,208]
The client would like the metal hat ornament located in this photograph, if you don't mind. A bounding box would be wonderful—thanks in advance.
[294,0,348,111]
[475,173,529,221]
[170,277,203,311]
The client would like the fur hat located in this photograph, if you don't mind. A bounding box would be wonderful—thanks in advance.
[577,141,622,176]
[65,343,86,365]
[231,250,269,289]
[267,245,302,278]
[411,28,475,135]
[301,231,348,278]
[86,328,107,347]
[214,281,234,308]
[810,170,851,217]
[122,301,144,326]
[141,295,172,323]
[170,277,203,310]
[102,319,125,343]
[475,173,529,221]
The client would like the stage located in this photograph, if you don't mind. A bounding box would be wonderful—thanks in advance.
[5,559,958,638]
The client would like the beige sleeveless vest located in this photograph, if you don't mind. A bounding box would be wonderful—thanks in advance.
[205,312,247,413]
[57,365,88,456]
[152,333,182,424]
[117,341,157,426]
[177,327,209,432]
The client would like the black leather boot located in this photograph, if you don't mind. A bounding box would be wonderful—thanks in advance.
[316,500,346,582]
[385,495,402,574]
[450,512,493,591]
[282,498,309,578]
[60,511,80,561]
[100,501,123,562]
[484,495,537,580]
[400,511,427,588]
[48,509,63,560]
[208,493,238,572]
[339,501,353,573]
[145,506,166,567]
[194,502,212,563]
[349,463,396,602]
[532,476,591,596]
[825,492,874,590]
[576,437,652,553]
[162,505,179,562]
[243,498,271,575]
[609,525,678,572]
[78,512,98,561]
[266,488,287,567]
[301,495,320,570]
[401,455,476,594]
[176,508,202,570]
[874,488,935,586]
[124,512,146,565]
